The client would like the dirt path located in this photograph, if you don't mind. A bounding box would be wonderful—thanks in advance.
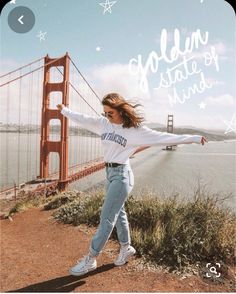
[0,207,233,292]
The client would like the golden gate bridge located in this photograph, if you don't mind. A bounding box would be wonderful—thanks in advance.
[0,53,173,199]
[0,53,107,198]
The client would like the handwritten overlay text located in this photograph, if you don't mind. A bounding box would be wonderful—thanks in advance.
[129,29,219,106]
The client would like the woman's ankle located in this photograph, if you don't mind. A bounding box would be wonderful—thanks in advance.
[88,251,96,259]
[121,243,130,248]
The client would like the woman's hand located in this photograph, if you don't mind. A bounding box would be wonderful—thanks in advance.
[201,136,207,145]
[56,104,65,111]
[131,146,150,157]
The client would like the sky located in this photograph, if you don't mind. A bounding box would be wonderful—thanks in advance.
[0,0,236,131]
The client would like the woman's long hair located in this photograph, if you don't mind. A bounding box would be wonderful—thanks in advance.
[102,93,144,128]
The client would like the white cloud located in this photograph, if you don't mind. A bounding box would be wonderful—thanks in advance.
[89,63,151,103]
[0,73,43,125]
[185,41,229,62]
[205,94,236,106]
[0,59,21,75]
[155,27,193,45]
[1,58,234,130]
[88,63,176,123]
[205,78,225,86]
[152,88,171,106]
[154,28,231,62]
[141,101,229,130]
[175,113,227,130]
[87,63,234,128]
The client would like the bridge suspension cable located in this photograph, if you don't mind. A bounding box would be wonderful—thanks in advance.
[0,57,62,88]
[68,56,101,103]
[55,66,100,116]
[0,57,44,79]
[0,53,104,195]
[0,56,103,116]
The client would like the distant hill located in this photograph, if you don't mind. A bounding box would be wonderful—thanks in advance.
[0,124,97,137]
[1,123,235,141]
[152,127,236,141]
[146,122,165,128]
[178,125,227,134]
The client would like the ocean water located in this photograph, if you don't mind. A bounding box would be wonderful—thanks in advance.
[0,133,102,190]
[1,133,235,210]
[70,139,236,211]
[129,140,236,210]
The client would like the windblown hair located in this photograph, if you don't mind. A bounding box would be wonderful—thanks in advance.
[102,93,144,128]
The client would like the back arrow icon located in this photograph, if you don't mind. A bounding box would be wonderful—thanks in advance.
[18,15,24,24]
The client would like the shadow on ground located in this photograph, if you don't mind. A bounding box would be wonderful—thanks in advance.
[8,263,115,292]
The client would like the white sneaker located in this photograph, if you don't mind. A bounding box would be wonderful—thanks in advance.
[69,254,97,276]
[114,245,136,266]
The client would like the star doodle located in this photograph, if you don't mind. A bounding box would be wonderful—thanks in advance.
[199,102,207,109]
[37,31,47,42]
[221,114,236,134]
[99,0,117,14]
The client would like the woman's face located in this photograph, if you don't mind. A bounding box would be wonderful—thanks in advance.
[103,105,123,124]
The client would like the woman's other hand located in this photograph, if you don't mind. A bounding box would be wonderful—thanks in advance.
[56,104,65,111]
[201,136,207,145]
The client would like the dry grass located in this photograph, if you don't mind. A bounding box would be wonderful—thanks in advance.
[6,182,235,272]
[51,186,236,271]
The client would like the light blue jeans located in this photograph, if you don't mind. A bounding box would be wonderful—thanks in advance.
[89,164,134,257]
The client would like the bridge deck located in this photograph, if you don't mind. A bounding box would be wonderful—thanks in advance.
[0,159,104,199]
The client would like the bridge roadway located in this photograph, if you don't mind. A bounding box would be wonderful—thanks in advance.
[0,158,105,200]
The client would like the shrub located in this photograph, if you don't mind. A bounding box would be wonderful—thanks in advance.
[53,190,104,226]
[53,188,236,270]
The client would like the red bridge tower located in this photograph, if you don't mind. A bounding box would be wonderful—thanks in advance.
[40,53,70,190]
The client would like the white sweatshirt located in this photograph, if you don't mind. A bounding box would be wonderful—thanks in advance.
[61,107,202,164]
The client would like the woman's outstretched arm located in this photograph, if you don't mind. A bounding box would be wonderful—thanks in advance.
[57,104,107,136]
[130,126,207,147]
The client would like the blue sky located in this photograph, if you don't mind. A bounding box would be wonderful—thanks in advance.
[1,0,236,130]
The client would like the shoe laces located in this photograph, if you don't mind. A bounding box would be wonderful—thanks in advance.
[77,255,91,264]
[118,246,129,259]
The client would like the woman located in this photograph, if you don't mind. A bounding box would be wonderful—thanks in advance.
[57,92,207,276]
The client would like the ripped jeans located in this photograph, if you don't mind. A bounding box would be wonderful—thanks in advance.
[89,164,134,257]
